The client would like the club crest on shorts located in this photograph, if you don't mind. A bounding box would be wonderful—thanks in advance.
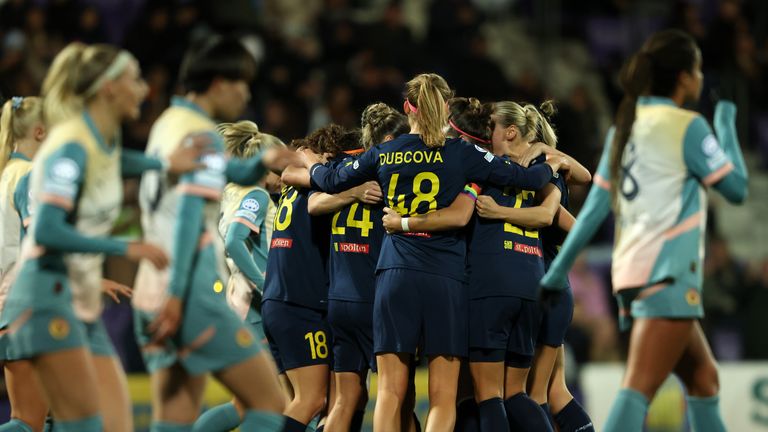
[213,280,224,293]
[685,288,700,306]
[236,328,254,347]
[48,317,70,340]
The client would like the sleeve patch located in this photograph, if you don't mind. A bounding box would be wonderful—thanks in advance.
[43,157,80,198]
[701,134,728,170]
[241,198,260,212]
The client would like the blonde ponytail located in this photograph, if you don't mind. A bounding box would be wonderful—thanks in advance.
[405,73,453,148]
[0,97,44,174]
[493,99,558,147]
[218,120,285,160]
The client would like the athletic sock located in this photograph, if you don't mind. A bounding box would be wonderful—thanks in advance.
[239,410,284,432]
[350,410,364,432]
[149,421,192,432]
[455,398,480,432]
[539,403,557,430]
[0,419,33,432]
[477,397,509,432]
[503,393,553,432]
[554,399,594,432]
[52,416,102,432]
[281,416,307,432]
[603,388,648,432]
[687,395,726,432]
[192,403,240,432]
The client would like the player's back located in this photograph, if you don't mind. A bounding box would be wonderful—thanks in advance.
[0,156,31,278]
[612,97,710,291]
[135,97,225,311]
[372,134,478,280]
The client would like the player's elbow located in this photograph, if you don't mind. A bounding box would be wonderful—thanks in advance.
[727,187,748,204]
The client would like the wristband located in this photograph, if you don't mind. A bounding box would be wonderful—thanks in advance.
[401,217,410,232]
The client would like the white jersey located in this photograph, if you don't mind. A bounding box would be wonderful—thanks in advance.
[0,155,32,312]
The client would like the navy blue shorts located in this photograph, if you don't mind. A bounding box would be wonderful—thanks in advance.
[261,300,331,373]
[537,288,574,347]
[328,300,376,373]
[374,268,468,358]
[469,296,541,367]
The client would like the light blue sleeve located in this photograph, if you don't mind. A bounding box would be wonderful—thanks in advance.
[224,190,270,288]
[13,172,31,239]
[540,132,614,291]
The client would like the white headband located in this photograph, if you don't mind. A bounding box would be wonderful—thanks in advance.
[84,50,135,97]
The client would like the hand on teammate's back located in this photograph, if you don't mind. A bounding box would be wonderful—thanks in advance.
[356,181,383,205]
[545,156,570,175]
[382,207,403,233]
[475,195,503,219]
[298,147,324,168]
[126,242,169,269]
[519,142,548,167]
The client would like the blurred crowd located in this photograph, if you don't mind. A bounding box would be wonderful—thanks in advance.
[1,0,767,377]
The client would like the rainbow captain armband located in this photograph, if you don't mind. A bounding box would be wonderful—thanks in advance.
[461,183,482,201]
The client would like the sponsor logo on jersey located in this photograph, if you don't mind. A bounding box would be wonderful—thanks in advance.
[242,198,260,212]
[271,237,293,248]
[353,160,360,170]
[213,280,224,293]
[48,317,70,340]
[235,327,254,347]
[378,150,444,166]
[512,242,543,257]
[685,288,701,306]
[335,242,370,254]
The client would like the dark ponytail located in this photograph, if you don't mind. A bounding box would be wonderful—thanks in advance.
[610,30,698,206]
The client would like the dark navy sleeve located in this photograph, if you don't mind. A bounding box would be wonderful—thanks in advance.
[309,149,378,194]
[460,142,553,190]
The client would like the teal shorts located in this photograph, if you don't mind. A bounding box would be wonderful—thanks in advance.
[4,264,87,359]
[84,320,116,357]
[135,246,262,375]
[615,279,704,331]
[245,308,267,349]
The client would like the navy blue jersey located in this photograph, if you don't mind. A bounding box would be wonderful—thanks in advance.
[541,173,569,267]
[468,157,545,300]
[263,184,331,310]
[310,134,553,281]
[328,156,385,303]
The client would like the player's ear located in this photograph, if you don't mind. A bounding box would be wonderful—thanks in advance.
[506,125,517,140]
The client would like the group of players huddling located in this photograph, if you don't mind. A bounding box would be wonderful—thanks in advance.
[0,28,748,432]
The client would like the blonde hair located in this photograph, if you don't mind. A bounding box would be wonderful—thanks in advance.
[360,103,409,150]
[404,73,454,148]
[0,96,44,174]
[217,120,285,159]
[41,42,128,125]
[492,100,558,148]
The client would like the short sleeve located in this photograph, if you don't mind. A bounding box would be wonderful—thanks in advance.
[39,142,87,211]
[683,115,734,186]
[593,127,614,191]
[232,190,271,234]
[178,131,227,199]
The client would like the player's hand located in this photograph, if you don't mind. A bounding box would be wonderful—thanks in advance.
[261,147,303,173]
[102,279,132,304]
[475,195,504,220]
[545,156,570,175]
[298,147,324,169]
[166,140,205,174]
[519,142,549,167]
[356,181,383,205]
[382,207,403,233]
[126,242,168,270]
[148,296,183,343]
